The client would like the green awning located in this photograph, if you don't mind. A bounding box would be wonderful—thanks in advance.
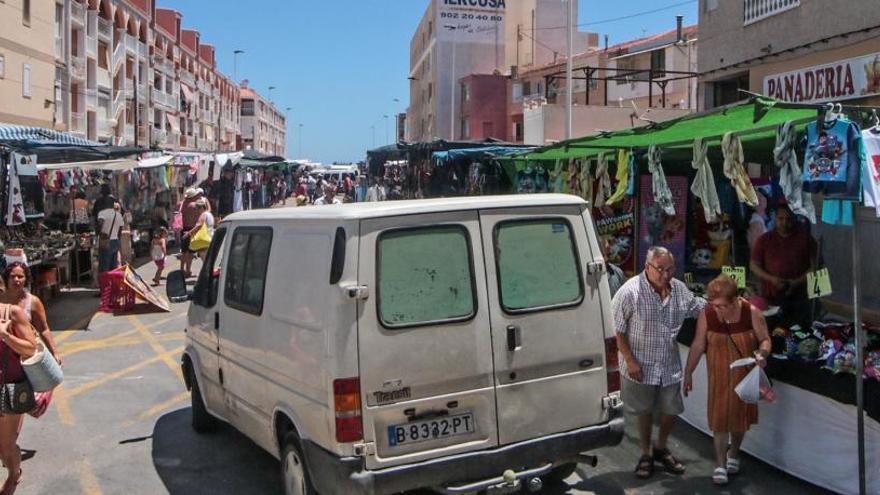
[516,98,817,162]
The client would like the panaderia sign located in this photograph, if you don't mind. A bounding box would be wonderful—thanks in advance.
[763,53,880,103]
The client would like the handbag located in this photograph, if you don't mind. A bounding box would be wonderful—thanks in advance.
[189,222,212,251]
[0,305,35,414]
[21,326,63,392]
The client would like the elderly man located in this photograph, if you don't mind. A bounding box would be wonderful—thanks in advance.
[314,182,342,205]
[612,246,706,479]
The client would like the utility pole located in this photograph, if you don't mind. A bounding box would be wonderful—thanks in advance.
[565,0,574,140]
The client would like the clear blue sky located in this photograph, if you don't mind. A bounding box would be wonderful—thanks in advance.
[163,0,697,163]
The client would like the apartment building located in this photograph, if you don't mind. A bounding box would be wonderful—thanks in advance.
[699,0,880,109]
[239,80,286,157]
[511,20,698,144]
[0,0,241,152]
[0,0,59,128]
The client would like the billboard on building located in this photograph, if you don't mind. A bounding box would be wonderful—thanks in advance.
[763,53,880,104]
[436,0,506,45]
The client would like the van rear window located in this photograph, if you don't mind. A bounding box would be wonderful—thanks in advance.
[494,219,583,313]
[377,225,476,328]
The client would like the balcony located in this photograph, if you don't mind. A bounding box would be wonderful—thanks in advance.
[85,89,97,109]
[70,56,86,80]
[124,124,135,143]
[71,112,86,134]
[744,0,800,25]
[86,34,97,58]
[180,71,195,86]
[97,18,112,40]
[124,34,138,55]
[97,68,111,89]
[70,2,86,26]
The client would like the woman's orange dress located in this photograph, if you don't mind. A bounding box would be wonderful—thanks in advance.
[705,299,759,433]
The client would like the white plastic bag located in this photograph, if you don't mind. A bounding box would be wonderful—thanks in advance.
[730,357,776,404]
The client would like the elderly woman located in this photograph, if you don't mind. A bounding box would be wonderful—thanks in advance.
[0,286,37,495]
[684,275,772,485]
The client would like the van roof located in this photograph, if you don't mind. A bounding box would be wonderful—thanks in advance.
[223,194,587,222]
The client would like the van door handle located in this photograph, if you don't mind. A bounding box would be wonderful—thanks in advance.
[507,325,521,352]
[214,312,219,331]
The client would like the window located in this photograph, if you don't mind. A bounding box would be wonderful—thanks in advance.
[513,121,524,142]
[651,50,666,78]
[460,118,469,139]
[22,0,30,26]
[461,82,470,104]
[241,99,254,116]
[224,227,273,315]
[98,42,109,69]
[494,219,583,313]
[377,226,476,328]
[193,228,227,307]
[22,64,30,98]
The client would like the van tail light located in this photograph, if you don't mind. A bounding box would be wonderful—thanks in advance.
[604,337,621,393]
[333,378,363,443]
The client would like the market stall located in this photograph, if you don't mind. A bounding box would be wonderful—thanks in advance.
[508,97,880,494]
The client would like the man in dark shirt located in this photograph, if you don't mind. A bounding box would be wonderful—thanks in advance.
[91,184,118,221]
[751,205,818,315]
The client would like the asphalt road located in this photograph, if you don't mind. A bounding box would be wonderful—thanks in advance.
[16,255,829,495]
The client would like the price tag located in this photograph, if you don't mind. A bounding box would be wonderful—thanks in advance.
[722,266,746,289]
[807,268,832,299]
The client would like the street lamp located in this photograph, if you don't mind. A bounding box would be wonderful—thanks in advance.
[392,98,401,143]
[268,85,276,103]
[298,123,304,158]
[233,49,244,83]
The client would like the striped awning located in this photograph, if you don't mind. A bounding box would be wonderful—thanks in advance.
[0,123,104,147]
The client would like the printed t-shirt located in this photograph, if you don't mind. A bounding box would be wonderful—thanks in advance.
[802,118,863,198]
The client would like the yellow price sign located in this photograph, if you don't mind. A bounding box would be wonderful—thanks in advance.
[807,268,832,299]
[722,266,746,289]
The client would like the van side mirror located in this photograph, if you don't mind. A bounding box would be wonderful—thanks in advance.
[166,270,191,303]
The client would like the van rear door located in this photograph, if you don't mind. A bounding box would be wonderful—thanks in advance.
[478,205,608,445]
[357,211,498,469]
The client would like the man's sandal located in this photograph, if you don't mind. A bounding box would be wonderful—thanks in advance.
[726,455,740,475]
[635,454,654,479]
[712,467,728,485]
[653,448,686,474]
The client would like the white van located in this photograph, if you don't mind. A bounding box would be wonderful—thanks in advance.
[167,194,623,495]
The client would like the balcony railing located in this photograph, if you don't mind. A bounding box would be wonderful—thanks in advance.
[138,40,148,59]
[97,68,111,89]
[85,89,97,109]
[97,17,112,40]
[70,2,86,26]
[744,0,800,25]
[86,34,98,58]
[70,56,86,80]
[125,34,138,55]
[124,124,135,143]
[180,71,195,86]
[165,131,179,148]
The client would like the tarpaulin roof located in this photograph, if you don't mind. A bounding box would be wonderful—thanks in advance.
[433,146,537,162]
[516,98,818,162]
[38,158,139,171]
[0,123,103,147]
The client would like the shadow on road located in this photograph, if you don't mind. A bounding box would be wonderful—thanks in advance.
[151,408,282,495]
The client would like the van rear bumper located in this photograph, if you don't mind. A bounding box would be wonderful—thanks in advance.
[302,406,624,495]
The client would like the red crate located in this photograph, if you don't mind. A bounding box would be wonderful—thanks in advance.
[98,267,136,313]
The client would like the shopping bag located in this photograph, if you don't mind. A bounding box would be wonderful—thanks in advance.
[731,357,776,404]
[189,223,212,251]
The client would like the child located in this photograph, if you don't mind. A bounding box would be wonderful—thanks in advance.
[151,227,168,286]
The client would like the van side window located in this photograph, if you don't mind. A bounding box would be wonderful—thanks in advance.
[224,227,273,315]
[193,227,227,307]
[377,225,476,328]
[494,219,584,313]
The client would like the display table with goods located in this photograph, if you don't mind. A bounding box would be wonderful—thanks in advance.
[677,316,880,495]
[2,229,79,298]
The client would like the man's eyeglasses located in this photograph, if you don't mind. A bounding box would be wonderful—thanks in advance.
[648,263,675,274]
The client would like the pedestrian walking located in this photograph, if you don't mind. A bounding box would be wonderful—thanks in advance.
[96,202,123,273]
[183,199,214,260]
[0,294,37,495]
[684,274,772,485]
[179,188,202,278]
[151,227,168,287]
[314,183,342,205]
[611,246,706,479]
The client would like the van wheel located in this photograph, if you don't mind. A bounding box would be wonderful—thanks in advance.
[281,433,316,495]
[543,463,578,484]
[190,370,219,433]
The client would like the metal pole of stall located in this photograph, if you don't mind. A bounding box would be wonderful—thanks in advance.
[853,217,866,495]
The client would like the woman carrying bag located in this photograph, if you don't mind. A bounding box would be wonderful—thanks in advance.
[183,199,214,259]
[684,274,772,486]
[0,300,36,495]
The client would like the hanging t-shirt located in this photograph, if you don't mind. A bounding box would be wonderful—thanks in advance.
[802,118,863,198]
[862,128,880,218]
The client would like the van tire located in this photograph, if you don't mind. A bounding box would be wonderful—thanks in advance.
[280,432,316,495]
[190,370,219,433]
[543,463,578,484]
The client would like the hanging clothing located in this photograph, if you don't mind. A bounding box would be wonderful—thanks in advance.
[721,132,759,207]
[594,153,612,207]
[578,158,593,202]
[802,117,863,198]
[607,149,632,205]
[861,128,880,218]
[551,159,565,193]
[567,159,581,197]
[821,199,855,226]
[690,138,722,222]
[6,156,25,226]
[774,120,817,223]
[648,145,675,215]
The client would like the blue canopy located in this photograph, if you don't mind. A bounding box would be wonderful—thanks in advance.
[0,123,104,147]
[432,146,535,163]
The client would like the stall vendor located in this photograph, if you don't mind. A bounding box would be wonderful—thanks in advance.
[750,205,817,315]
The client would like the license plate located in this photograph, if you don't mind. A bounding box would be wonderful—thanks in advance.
[388,412,475,447]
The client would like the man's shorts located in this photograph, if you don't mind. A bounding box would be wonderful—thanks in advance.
[620,377,684,416]
[180,235,192,253]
